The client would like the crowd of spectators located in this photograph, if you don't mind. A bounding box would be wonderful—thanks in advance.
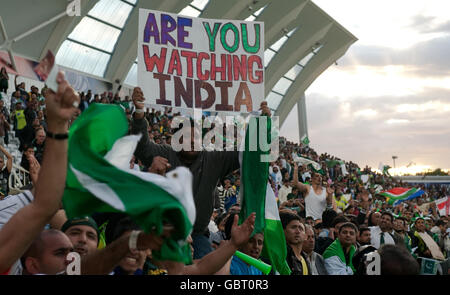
[0,75,448,275]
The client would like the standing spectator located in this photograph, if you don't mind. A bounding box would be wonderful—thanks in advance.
[280,211,310,275]
[323,222,358,275]
[0,144,13,198]
[31,128,46,164]
[0,108,10,146]
[293,163,335,221]
[278,178,292,205]
[0,67,8,94]
[303,224,328,275]
[131,87,271,259]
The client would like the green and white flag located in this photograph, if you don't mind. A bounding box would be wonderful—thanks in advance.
[293,154,321,171]
[261,182,291,275]
[238,115,290,274]
[301,134,310,145]
[63,104,195,264]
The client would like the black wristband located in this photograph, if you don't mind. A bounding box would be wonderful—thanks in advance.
[46,131,69,140]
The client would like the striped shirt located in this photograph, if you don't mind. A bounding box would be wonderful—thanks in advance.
[0,191,34,275]
[0,190,34,229]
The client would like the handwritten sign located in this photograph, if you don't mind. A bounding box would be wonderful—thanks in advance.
[138,9,264,113]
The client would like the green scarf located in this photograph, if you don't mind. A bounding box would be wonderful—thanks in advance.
[323,239,356,272]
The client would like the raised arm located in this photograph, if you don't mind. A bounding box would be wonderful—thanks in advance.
[130,87,170,166]
[0,143,12,173]
[183,213,256,275]
[0,72,79,273]
[80,230,164,275]
[292,162,309,194]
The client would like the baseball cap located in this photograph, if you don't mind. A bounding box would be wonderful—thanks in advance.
[61,216,100,237]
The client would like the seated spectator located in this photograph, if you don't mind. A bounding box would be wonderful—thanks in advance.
[357,227,372,247]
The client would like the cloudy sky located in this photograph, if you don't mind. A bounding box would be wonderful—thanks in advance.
[280,0,450,174]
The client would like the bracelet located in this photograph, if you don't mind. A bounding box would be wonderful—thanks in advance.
[129,230,142,251]
[46,131,69,140]
[135,109,144,114]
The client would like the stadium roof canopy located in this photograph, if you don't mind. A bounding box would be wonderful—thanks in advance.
[0,0,357,126]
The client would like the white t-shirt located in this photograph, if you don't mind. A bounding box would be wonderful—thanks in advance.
[0,190,34,275]
[305,186,327,220]
[0,190,34,229]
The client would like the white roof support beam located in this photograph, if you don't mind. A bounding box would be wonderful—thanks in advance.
[201,0,268,20]
[39,0,99,60]
[105,0,191,85]
[275,25,357,126]
[265,3,333,94]
[258,0,309,49]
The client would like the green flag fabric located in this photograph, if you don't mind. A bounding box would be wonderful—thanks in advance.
[301,134,310,145]
[261,182,291,275]
[239,115,271,234]
[62,104,196,264]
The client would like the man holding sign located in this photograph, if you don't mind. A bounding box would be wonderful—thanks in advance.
[132,9,267,259]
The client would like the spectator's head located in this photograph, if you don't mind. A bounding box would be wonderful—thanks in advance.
[35,128,46,145]
[61,216,99,256]
[280,211,306,247]
[110,217,148,275]
[379,212,393,232]
[436,219,447,234]
[311,172,322,185]
[378,244,419,275]
[273,166,279,174]
[337,222,357,249]
[358,227,371,245]
[23,143,35,159]
[368,211,381,227]
[393,217,407,233]
[303,224,315,255]
[332,215,349,233]
[322,209,338,229]
[305,216,315,227]
[21,229,73,275]
[239,232,264,259]
[15,101,22,110]
[414,217,426,232]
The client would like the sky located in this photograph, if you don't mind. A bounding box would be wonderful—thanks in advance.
[279,0,450,174]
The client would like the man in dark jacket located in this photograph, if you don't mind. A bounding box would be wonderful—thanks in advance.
[131,87,271,259]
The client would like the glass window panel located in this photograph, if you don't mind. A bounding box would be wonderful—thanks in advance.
[56,41,110,77]
[88,0,133,28]
[285,64,303,80]
[69,17,121,53]
[270,35,288,52]
[299,52,315,67]
[191,0,209,10]
[272,77,292,95]
[179,6,201,17]
[125,62,138,87]
[122,0,137,4]
[264,49,276,67]
[265,91,283,110]
[286,27,298,37]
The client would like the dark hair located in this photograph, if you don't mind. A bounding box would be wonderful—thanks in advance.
[380,211,394,223]
[224,213,237,240]
[368,211,380,227]
[305,216,314,222]
[378,244,419,275]
[331,215,349,228]
[110,217,141,243]
[395,216,407,226]
[436,219,446,227]
[280,211,301,229]
[322,209,338,228]
[359,226,370,236]
[338,222,358,234]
